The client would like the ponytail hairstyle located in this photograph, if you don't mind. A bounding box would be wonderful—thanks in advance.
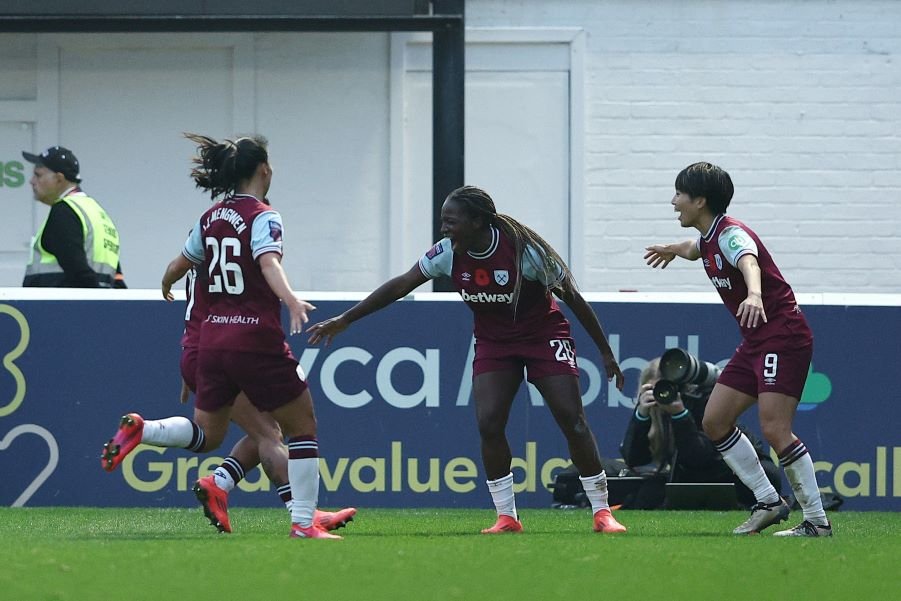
[184,132,269,200]
[445,185,578,312]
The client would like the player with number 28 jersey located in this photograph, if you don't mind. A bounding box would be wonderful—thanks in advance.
[420,227,577,379]
[308,185,628,536]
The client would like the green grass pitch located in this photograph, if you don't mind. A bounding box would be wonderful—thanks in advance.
[0,507,898,601]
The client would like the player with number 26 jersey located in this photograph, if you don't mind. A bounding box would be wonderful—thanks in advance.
[105,134,338,540]
[183,194,287,354]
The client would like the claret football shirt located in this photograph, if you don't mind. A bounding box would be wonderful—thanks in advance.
[697,214,812,348]
[419,226,571,343]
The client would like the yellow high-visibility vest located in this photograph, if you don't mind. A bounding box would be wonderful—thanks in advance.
[24,191,120,287]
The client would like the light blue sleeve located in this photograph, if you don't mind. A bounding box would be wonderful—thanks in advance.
[418,238,453,279]
[251,210,284,260]
[521,244,563,285]
[182,219,204,264]
[718,225,758,267]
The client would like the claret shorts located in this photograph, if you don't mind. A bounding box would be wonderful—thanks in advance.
[717,340,813,400]
[473,336,580,382]
[194,347,307,412]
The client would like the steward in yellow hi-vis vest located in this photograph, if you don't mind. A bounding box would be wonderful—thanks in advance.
[21,146,126,288]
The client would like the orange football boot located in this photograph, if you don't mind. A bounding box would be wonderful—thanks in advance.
[480,514,524,534]
[593,508,627,533]
[314,507,357,531]
[290,523,343,539]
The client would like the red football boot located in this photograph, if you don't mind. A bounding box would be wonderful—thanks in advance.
[100,413,144,472]
[193,475,232,533]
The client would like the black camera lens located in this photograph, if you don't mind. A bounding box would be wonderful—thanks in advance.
[660,348,694,382]
[652,380,679,405]
[659,348,721,389]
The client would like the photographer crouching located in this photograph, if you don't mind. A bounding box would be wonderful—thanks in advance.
[619,349,782,509]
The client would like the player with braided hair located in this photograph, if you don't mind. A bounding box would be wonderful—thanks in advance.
[308,185,627,535]
[450,186,578,313]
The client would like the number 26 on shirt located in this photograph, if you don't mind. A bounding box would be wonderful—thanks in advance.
[205,236,245,294]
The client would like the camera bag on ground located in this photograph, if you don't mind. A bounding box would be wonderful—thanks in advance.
[549,464,589,508]
[549,460,642,508]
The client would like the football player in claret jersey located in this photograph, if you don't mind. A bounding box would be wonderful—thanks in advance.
[308,185,628,535]
[644,162,832,537]
[101,133,344,539]
[155,259,355,535]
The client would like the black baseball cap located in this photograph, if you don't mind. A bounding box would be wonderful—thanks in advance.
[22,146,81,183]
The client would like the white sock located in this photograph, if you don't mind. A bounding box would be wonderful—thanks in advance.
[141,417,197,448]
[486,473,517,520]
[213,467,236,493]
[780,440,828,524]
[715,428,780,505]
[288,457,320,527]
[211,457,244,493]
[579,471,611,514]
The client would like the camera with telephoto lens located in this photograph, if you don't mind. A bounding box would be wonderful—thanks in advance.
[652,348,722,405]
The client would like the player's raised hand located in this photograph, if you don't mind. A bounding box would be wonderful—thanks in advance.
[308,316,348,347]
[287,298,316,335]
[644,245,676,269]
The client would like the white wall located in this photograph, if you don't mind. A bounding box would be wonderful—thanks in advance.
[469,0,901,294]
[0,0,899,294]
[0,32,395,292]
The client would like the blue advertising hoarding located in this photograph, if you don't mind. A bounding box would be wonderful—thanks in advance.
[1,291,898,510]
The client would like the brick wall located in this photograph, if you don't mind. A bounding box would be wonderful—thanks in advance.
[470,0,901,294]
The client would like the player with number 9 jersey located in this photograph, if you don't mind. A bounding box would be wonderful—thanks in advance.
[698,215,812,351]
[644,162,832,538]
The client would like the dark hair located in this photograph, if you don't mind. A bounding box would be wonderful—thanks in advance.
[184,132,269,199]
[445,185,578,310]
[674,162,734,215]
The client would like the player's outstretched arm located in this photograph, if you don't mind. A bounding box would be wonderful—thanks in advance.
[259,252,315,335]
[644,240,700,268]
[308,263,429,346]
